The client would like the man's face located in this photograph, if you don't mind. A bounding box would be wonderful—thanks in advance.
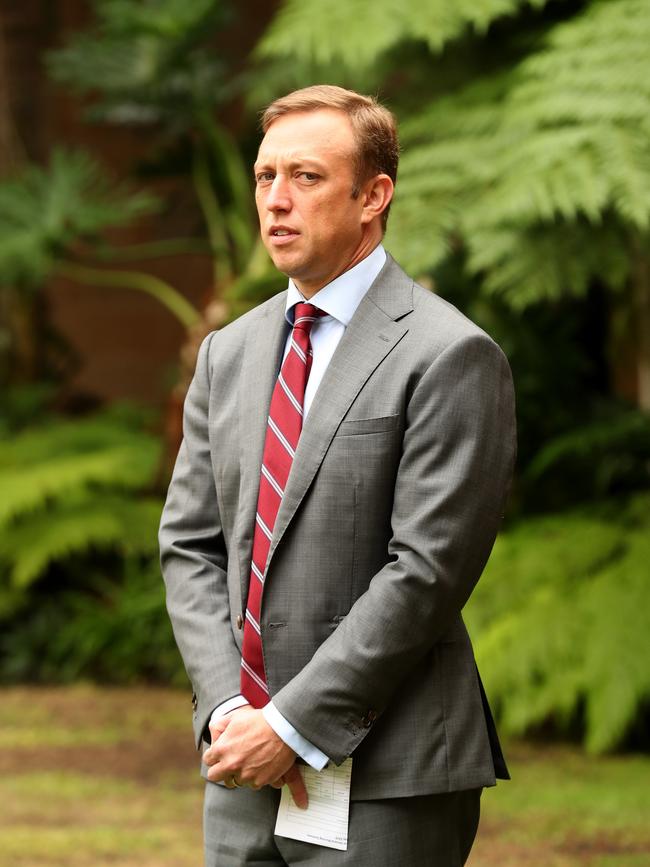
[254,109,371,296]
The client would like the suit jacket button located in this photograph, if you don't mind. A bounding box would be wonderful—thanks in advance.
[236,613,243,630]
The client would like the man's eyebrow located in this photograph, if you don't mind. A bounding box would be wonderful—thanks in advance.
[291,158,327,172]
[253,156,328,174]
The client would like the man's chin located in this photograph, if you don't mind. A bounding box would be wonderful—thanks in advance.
[266,248,295,273]
[269,253,307,280]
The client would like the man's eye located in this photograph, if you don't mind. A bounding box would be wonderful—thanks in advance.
[256,173,274,183]
[298,172,319,181]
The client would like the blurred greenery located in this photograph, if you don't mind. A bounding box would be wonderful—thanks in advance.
[465,494,650,753]
[0,401,180,685]
[0,557,184,685]
[45,0,277,312]
[0,149,159,288]
[0,0,648,753]
[0,405,161,594]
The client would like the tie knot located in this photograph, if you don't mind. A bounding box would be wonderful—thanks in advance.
[292,303,322,334]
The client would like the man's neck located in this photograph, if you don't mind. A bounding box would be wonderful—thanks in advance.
[294,232,383,298]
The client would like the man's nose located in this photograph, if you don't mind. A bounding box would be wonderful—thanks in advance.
[266,175,291,212]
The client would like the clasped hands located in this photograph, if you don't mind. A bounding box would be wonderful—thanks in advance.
[204,705,308,808]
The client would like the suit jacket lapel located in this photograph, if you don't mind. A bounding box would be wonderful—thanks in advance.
[237,292,289,606]
[266,255,413,570]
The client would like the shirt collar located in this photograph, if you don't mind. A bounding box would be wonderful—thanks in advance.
[285,244,386,326]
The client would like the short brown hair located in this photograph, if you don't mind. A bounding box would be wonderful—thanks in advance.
[261,85,399,230]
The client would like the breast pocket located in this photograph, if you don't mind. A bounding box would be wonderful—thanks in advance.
[335,414,400,437]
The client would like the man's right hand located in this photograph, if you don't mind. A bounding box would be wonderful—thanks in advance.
[207,706,308,808]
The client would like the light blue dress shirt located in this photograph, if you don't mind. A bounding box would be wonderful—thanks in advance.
[211,244,387,770]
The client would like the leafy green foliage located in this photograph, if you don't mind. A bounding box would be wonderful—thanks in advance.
[0,406,162,600]
[47,0,229,125]
[429,252,634,503]
[47,0,271,314]
[53,558,185,684]
[259,0,551,68]
[0,495,162,591]
[465,494,650,751]
[0,149,158,287]
[524,407,650,508]
[0,558,184,685]
[0,384,60,436]
[386,0,650,302]
[0,405,175,684]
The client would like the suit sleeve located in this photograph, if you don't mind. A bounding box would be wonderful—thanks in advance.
[159,332,242,747]
[272,332,517,763]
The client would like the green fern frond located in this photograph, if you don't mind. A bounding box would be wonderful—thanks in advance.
[258,0,551,68]
[465,219,632,305]
[258,0,408,69]
[465,493,650,752]
[387,0,650,302]
[385,192,458,277]
[0,494,162,589]
[0,412,161,528]
[583,535,650,751]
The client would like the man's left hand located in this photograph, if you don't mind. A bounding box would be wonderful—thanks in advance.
[204,706,299,794]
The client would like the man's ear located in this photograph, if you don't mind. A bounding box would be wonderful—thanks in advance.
[360,174,394,225]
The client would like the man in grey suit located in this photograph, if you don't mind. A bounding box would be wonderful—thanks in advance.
[159,84,516,865]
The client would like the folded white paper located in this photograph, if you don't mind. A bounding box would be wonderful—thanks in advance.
[274,758,353,851]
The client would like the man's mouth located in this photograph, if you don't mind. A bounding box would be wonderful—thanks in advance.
[269,227,299,245]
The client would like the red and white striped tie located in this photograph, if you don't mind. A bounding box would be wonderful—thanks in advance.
[240,302,322,707]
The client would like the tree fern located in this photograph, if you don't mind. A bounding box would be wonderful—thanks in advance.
[0,494,162,589]
[465,493,650,752]
[0,408,162,602]
[259,0,650,333]
[0,411,160,528]
[387,0,650,301]
[258,0,552,68]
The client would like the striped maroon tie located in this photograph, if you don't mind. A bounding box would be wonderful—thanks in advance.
[240,302,322,707]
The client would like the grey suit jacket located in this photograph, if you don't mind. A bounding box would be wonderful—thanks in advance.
[159,254,516,800]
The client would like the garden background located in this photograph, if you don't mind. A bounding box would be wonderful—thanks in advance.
[1,1,649,864]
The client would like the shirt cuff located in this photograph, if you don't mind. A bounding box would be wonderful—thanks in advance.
[210,694,250,724]
[262,701,330,771]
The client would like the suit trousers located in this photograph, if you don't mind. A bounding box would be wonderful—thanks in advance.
[203,781,482,866]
